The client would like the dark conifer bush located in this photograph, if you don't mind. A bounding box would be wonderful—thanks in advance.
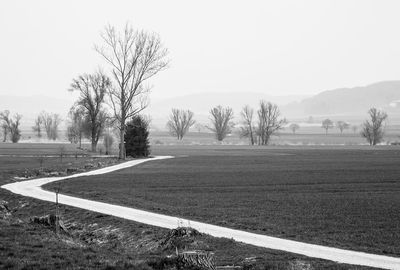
[124,115,150,158]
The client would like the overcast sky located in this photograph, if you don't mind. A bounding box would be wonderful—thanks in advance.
[1,0,400,101]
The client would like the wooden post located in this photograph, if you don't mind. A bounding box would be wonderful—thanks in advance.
[55,185,61,235]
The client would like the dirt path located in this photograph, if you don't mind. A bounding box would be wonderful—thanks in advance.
[2,156,400,269]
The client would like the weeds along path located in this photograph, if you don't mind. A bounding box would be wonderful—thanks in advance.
[2,156,400,270]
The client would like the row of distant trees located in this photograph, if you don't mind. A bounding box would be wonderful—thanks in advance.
[0,103,390,147]
[167,101,286,145]
[321,119,351,134]
[319,109,387,145]
[290,121,359,135]
[0,108,113,151]
[166,105,389,146]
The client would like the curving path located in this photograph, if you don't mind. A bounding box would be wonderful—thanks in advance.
[2,156,400,270]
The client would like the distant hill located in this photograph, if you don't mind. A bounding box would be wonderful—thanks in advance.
[283,81,400,117]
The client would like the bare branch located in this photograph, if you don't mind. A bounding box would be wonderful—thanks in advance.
[95,23,169,159]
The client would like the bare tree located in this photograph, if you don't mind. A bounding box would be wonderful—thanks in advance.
[0,110,10,142]
[239,105,255,145]
[208,106,234,141]
[95,23,169,159]
[361,107,388,145]
[9,114,22,143]
[1,123,7,142]
[321,119,334,135]
[256,101,286,145]
[32,116,42,138]
[40,112,61,140]
[66,107,85,148]
[69,71,110,152]
[289,123,300,134]
[166,109,195,140]
[50,114,61,140]
[0,111,22,143]
[336,121,349,134]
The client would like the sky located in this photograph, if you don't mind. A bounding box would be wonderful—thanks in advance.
[1,0,400,101]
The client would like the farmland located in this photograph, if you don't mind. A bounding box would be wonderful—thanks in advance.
[45,145,400,259]
[1,143,375,269]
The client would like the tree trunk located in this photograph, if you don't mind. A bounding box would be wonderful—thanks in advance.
[249,128,254,145]
[2,127,7,142]
[91,127,97,152]
[91,142,96,152]
[119,124,126,160]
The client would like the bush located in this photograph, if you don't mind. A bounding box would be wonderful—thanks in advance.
[124,115,150,158]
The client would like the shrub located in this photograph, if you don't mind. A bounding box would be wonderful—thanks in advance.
[124,115,150,158]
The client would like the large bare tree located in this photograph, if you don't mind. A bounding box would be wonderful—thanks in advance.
[166,108,195,140]
[239,105,255,145]
[361,107,388,145]
[208,106,234,141]
[256,101,286,145]
[95,24,169,159]
[69,71,110,152]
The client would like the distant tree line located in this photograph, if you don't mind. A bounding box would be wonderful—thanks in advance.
[165,100,287,145]
[163,105,390,146]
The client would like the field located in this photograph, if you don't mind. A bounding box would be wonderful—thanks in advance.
[1,143,375,269]
[148,125,400,146]
[45,145,400,260]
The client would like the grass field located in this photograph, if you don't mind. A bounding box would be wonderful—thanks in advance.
[1,143,375,269]
[45,145,400,260]
[148,126,400,146]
